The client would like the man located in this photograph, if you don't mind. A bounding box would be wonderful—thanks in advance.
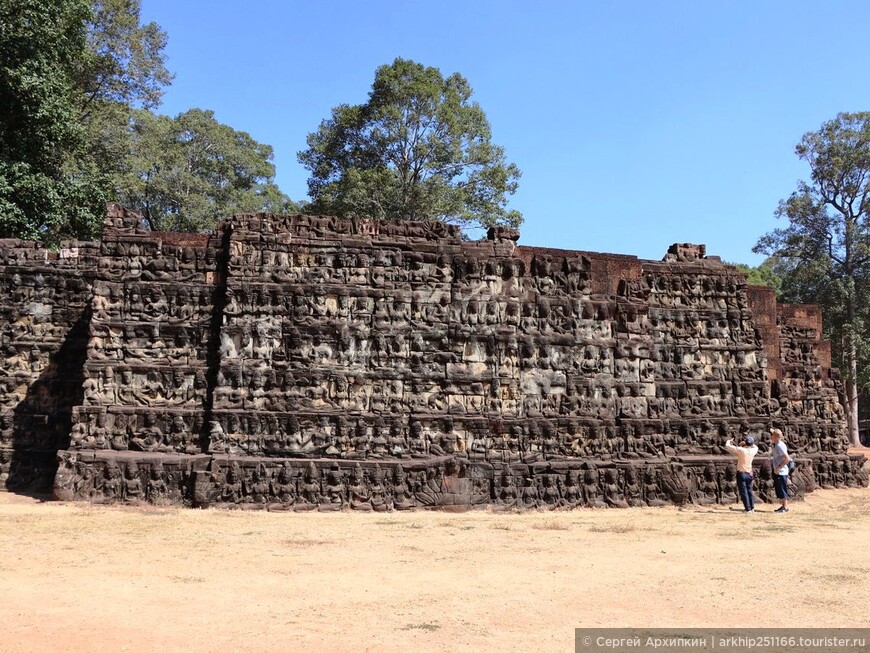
[725,435,758,512]
[769,428,791,513]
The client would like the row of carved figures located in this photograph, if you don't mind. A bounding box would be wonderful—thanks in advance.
[53,455,868,510]
[67,409,849,459]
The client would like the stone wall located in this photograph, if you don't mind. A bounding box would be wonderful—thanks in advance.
[3,207,865,509]
[0,237,97,490]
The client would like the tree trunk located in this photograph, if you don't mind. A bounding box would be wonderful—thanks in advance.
[843,280,861,447]
[845,378,860,447]
[846,338,861,447]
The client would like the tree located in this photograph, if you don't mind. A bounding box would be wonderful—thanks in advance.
[116,108,295,232]
[0,1,295,238]
[78,0,172,116]
[729,259,783,294]
[299,58,522,231]
[76,0,174,214]
[86,4,295,233]
[755,112,870,446]
[0,0,104,241]
[0,0,172,242]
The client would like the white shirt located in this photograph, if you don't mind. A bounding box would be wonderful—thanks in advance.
[725,439,758,473]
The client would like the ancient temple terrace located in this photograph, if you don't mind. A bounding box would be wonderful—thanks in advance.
[0,205,864,509]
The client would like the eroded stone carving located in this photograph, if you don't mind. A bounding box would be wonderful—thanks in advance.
[0,207,863,508]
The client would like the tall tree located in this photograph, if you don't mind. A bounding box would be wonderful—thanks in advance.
[299,58,522,231]
[77,0,173,211]
[0,0,172,242]
[86,4,295,233]
[0,1,294,238]
[78,0,172,115]
[755,112,870,446]
[117,108,295,232]
[0,0,102,241]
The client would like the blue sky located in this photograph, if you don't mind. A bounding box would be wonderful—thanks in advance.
[141,0,870,264]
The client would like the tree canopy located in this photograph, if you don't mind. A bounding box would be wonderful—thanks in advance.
[79,0,172,115]
[77,0,174,229]
[117,108,294,232]
[299,58,522,231]
[0,0,102,241]
[0,0,294,241]
[755,112,870,444]
[729,260,782,294]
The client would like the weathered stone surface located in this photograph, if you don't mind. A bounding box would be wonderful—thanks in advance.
[0,238,97,490]
[1,205,865,508]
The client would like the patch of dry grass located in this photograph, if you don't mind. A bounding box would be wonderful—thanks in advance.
[588,523,636,533]
[169,575,205,584]
[531,520,571,531]
[282,537,333,547]
[401,622,441,632]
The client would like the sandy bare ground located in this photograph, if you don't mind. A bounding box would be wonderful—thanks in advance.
[1,489,869,653]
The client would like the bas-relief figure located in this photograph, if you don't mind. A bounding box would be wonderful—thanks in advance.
[0,208,862,509]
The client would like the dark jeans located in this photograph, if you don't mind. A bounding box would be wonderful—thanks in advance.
[737,471,755,511]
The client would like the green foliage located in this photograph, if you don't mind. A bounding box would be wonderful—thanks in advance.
[77,0,174,221]
[0,0,106,241]
[0,0,295,239]
[117,108,295,232]
[0,0,171,242]
[754,112,870,358]
[730,259,783,294]
[299,58,522,231]
[755,112,870,439]
[94,4,294,233]
[78,0,172,114]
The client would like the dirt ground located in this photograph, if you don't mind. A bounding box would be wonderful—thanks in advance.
[1,487,869,653]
